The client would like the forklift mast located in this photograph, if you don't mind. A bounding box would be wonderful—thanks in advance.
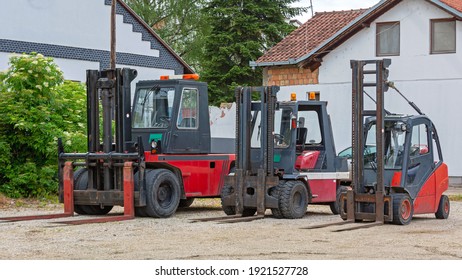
[230,86,280,216]
[58,68,141,204]
[346,59,392,222]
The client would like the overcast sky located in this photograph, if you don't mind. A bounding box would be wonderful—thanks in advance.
[294,0,381,22]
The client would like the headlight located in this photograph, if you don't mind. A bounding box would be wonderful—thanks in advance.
[151,140,158,149]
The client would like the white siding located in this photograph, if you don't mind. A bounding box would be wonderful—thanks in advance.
[284,0,462,176]
[0,0,159,58]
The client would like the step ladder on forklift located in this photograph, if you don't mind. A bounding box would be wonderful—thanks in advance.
[303,59,393,231]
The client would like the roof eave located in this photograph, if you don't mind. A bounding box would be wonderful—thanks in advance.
[426,0,462,20]
[251,0,401,68]
[116,0,195,74]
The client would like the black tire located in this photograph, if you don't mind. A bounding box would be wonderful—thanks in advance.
[145,169,181,218]
[73,168,113,215]
[73,168,89,215]
[270,182,285,219]
[279,180,308,219]
[435,195,450,219]
[220,184,236,215]
[242,208,257,217]
[134,171,148,217]
[330,185,349,215]
[179,198,195,208]
[392,193,413,225]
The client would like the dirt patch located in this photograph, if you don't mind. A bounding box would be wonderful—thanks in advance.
[0,196,461,260]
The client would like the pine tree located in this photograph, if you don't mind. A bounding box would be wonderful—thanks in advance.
[201,0,306,105]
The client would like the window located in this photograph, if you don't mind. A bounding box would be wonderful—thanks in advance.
[376,22,400,56]
[132,86,175,128]
[410,124,429,157]
[177,88,198,129]
[251,108,293,148]
[297,110,322,144]
[431,19,456,54]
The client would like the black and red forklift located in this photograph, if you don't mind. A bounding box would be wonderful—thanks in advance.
[56,69,238,220]
[216,85,349,222]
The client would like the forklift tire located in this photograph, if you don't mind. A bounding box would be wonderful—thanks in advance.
[242,208,257,217]
[145,169,181,218]
[279,180,308,219]
[221,185,236,215]
[73,168,113,215]
[392,193,413,225]
[435,195,450,219]
[179,198,195,208]
[270,183,284,219]
[330,185,348,215]
[134,171,148,217]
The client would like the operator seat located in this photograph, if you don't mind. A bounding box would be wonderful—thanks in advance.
[179,117,196,128]
[296,127,308,154]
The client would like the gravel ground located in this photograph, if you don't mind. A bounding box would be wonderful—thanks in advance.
[0,188,461,260]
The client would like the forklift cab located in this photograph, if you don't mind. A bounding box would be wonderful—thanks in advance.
[131,76,211,154]
[249,100,346,176]
[362,114,444,200]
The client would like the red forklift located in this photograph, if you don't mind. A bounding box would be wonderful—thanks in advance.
[304,59,450,231]
[56,69,235,219]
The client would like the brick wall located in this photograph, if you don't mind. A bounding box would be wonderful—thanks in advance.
[263,66,319,86]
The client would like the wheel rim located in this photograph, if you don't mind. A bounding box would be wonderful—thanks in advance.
[157,183,173,207]
[400,199,411,220]
[293,191,303,212]
[444,199,449,214]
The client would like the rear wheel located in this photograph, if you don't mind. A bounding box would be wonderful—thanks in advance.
[73,168,113,215]
[145,169,181,218]
[221,184,236,215]
[435,195,450,219]
[279,180,308,219]
[392,193,413,225]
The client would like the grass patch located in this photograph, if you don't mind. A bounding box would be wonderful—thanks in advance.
[449,194,462,202]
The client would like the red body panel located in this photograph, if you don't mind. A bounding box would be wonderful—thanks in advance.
[413,163,448,214]
[145,153,235,197]
[295,151,320,170]
[310,179,337,203]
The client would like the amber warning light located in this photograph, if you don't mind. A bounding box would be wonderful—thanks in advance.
[309,92,316,100]
[290,93,297,101]
[160,74,200,80]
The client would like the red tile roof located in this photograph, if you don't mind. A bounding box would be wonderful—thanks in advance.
[256,9,367,64]
[440,0,462,12]
[254,0,461,67]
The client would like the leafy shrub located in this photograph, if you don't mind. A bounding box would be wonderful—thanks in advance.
[0,53,87,198]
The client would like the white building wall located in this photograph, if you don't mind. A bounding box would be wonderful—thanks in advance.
[0,0,159,58]
[292,0,462,177]
[0,0,185,84]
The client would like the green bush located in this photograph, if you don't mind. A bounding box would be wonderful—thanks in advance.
[0,53,87,198]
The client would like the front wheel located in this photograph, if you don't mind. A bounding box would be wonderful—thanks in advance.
[392,193,413,225]
[178,198,195,208]
[220,184,236,215]
[435,195,450,219]
[329,185,349,215]
[145,169,181,218]
[279,180,308,219]
[73,168,113,215]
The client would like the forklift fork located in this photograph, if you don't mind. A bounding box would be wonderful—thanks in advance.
[0,161,135,225]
